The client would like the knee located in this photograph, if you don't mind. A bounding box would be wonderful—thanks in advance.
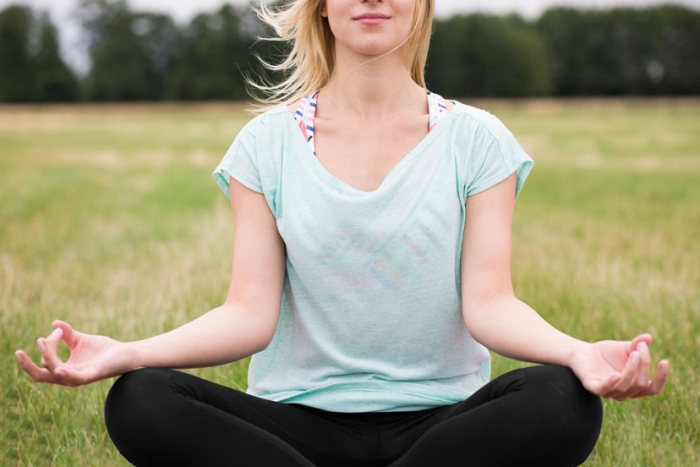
[528,365,603,464]
[104,368,173,439]
[533,365,602,423]
[547,366,601,417]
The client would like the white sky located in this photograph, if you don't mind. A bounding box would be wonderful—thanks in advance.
[3,0,700,71]
[4,0,699,23]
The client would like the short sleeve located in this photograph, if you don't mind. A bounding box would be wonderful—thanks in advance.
[463,111,533,200]
[213,123,262,198]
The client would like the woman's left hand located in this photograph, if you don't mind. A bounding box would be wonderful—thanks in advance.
[569,334,669,400]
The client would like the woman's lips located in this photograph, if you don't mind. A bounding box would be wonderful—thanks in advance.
[354,14,390,26]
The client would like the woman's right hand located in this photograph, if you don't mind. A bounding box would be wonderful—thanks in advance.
[15,320,137,387]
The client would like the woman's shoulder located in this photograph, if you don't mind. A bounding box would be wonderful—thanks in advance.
[248,105,291,125]
[449,100,503,125]
[235,105,292,139]
[447,100,517,142]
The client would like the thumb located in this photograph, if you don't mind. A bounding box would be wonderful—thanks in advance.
[56,365,100,387]
[52,320,80,348]
[627,334,652,354]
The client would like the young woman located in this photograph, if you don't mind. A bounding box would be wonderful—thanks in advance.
[16,1,668,465]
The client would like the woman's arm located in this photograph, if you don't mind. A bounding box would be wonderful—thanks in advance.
[16,178,286,386]
[129,176,286,369]
[461,173,669,400]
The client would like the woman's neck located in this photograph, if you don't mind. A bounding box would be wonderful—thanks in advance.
[318,50,426,122]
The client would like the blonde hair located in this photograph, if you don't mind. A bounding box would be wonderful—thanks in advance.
[248,0,435,110]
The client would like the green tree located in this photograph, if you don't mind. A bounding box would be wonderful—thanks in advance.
[79,0,178,101]
[0,5,77,102]
[33,12,79,101]
[537,6,700,96]
[644,5,700,95]
[167,5,254,100]
[0,5,36,102]
[428,14,553,98]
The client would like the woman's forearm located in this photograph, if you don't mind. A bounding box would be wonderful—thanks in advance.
[463,296,589,367]
[128,303,278,370]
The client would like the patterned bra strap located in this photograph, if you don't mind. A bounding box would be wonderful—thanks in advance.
[294,91,319,155]
[294,89,448,155]
[427,90,449,131]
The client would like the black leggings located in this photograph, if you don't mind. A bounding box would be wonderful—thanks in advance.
[105,365,602,467]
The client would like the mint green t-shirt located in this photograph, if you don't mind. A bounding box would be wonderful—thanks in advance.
[213,101,533,413]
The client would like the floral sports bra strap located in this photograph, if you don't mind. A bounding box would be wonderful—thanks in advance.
[294,89,449,156]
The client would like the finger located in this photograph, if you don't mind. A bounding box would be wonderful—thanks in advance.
[55,366,100,387]
[52,320,80,348]
[614,345,654,401]
[15,350,68,386]
[604,351,640,399]
[632,360,670,398]
[584,372,620,396]
[38,328,64,372]
[634,342,651,390]
[626,334,652,354]
[45,326,64,350]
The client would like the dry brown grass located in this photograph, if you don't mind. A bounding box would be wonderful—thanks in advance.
[2,100,699,466]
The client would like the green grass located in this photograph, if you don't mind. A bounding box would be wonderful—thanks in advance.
[1,99,699,466]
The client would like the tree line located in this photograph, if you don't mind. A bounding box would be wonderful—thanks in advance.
[1,0,699,102]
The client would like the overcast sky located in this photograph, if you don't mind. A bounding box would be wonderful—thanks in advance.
[3,0,700,70]
[4,0,700,22]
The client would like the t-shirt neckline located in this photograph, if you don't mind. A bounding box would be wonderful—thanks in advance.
[287,91,457,194]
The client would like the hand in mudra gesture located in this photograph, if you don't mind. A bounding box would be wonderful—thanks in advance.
[15,320,135,387]
[570,334,669,401]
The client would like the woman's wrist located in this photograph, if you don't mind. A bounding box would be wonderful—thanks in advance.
[127,339,160,370]
[563,339,592,368]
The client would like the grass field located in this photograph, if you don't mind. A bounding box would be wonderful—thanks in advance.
[1,99,699,466]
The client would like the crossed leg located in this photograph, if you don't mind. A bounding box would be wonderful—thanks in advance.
[104,365,601,467]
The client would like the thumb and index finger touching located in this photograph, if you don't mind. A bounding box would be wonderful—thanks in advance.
[626,333,652,354]
[612,333,670,398]
[625,333,669,370]
[51,320,80,348]
[37,321,79,365]
[15,320,81,385]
